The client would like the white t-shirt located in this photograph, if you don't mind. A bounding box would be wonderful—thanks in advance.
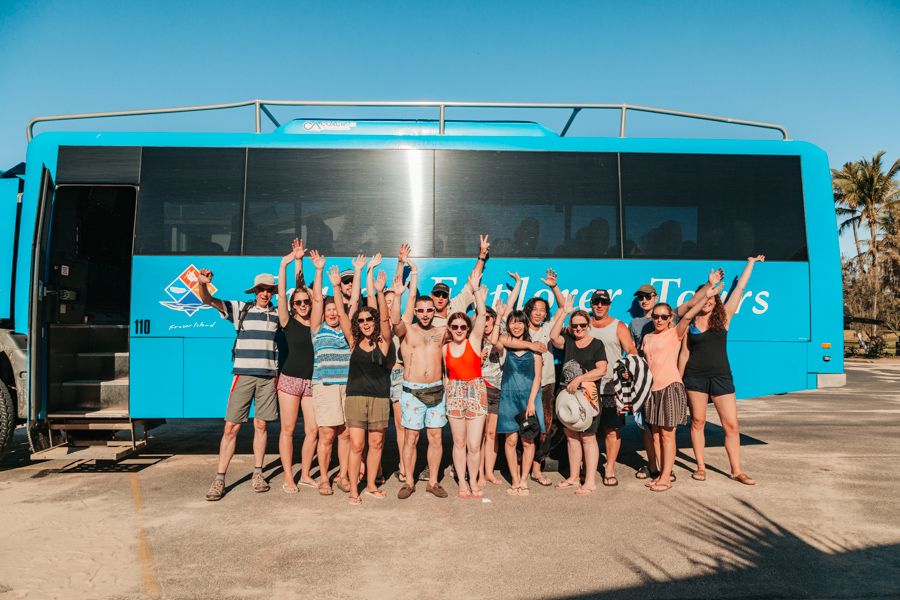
[529,321,556,387]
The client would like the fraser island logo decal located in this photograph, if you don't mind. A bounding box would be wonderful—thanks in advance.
[160,265,216,317]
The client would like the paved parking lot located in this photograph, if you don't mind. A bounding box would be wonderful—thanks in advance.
[2,360,899,600]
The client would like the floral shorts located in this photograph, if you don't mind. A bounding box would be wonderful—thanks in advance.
[446,378,488,419]
[276,374,313,398]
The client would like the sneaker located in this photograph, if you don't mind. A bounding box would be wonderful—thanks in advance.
[418,466,430,482]
[426,482,448,498]
[251,472,270,493]
[206,478,225,501]
[397,484,415,500]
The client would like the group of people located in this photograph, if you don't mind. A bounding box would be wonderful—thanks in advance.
[197,235,765,503]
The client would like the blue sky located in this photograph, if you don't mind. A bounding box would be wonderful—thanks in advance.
[1,0,897,256]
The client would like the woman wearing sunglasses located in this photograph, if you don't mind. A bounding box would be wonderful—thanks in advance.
[275,239,318,493]
[496,309,544,496]
[678,257,765,485]
[443,284,489,498]
[640,283,720,492]
[549,295,608,496]
[328,264,396,505]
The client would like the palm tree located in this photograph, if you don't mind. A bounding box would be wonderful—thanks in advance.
[832,152,900,328]
[833,169,865,260]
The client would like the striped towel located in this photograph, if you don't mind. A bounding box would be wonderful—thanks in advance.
[612,355,653,414]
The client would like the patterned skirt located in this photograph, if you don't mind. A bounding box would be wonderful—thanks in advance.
[644,382,689,428]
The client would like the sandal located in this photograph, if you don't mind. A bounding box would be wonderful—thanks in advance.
[348,496,362,506]
[364,489,386,499]
[471,487,484,498]
[692,469,707,481]
[635,466,651,480]
[602,476,619,487]
[298,479,317,489]
[731,473,756,486]
[530,475,552,487]
[281,483,299,494]
[335,478,351,493]
[318,482,334,496]
[506,487,520,496]
[458,488,473,499]
[575,487,595,496]
[649,482,672,492]
[555,479,578,490]
[517,486,530,496]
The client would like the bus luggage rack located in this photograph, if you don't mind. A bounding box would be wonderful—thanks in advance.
[26,100,791,141]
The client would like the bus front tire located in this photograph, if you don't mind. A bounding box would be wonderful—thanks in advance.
[0,384,15,461]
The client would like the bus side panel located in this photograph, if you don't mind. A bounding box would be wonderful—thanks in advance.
[183,338,233,418]
[130,338,184,418]
[729,341,809,399]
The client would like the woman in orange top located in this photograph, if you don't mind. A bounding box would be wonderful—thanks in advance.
[641,282,722,492]
[443,286,489,498]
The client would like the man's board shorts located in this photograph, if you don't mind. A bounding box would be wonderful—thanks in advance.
[276,374,313,398]
[312,383,347,427]
[389,367,404,403]
[400,380,447,430]
[226,375,279,423]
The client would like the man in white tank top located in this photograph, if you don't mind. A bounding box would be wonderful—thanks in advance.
[588,289,637,486]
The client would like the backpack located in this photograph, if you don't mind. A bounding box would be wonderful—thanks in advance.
[232,302,254,362]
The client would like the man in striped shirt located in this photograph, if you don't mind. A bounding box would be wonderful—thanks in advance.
[197,269,281,501]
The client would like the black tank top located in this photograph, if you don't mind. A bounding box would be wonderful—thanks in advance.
[346,341,396,398]
[281,319,314,379]
[684,327,731,377]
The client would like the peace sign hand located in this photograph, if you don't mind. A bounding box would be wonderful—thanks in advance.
[479,234,490,259]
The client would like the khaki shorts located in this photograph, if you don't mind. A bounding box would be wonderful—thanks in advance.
[226,375,279,423]
[345,395,391,430]
[312,383,346,427]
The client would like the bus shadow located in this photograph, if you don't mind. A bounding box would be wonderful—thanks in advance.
[547,497,900,599]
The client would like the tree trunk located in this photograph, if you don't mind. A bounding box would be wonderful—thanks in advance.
[852,218,863,259]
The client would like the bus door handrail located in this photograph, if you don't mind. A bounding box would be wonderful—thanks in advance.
[26,100,791,141]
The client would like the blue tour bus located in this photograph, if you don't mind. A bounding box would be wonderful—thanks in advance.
[0,100,844,459]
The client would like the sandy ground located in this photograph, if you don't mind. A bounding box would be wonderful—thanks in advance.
[1,360,899,600]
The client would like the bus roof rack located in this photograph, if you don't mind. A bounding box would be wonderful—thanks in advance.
[26,100,790,142]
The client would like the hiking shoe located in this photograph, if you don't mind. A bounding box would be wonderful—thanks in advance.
[418,466,430,481]
[206,478,225,501]
[426,482,448,498]
[251,472,270,493]
[397,484,415,500]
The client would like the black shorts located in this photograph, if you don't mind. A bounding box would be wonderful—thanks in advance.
[486,384,500,415]
[683,374,736,398]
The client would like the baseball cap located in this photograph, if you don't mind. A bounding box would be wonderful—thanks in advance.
[634,284,657,296]
[431,282,451,295]
[339,269,354,282]
[590,289,611,305]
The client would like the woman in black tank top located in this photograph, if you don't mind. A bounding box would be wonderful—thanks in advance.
[275,239,318,493]
[677,257,765,486]
[329,263,395,505]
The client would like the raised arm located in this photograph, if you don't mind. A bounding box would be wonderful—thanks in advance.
[328,266,354,344]
[677,267,724,317]
[549,294,574,349]
[540,268,566,309]
[309,250,326,332]
[277,251,294,328]
[348,253,366,316]
[394,257,419,337]
[501,272,523,318]
[469,285,488,349]
[365,253,382,309]
[677,282,724,338]
[467,234,491,286]
[725,255,766,319]
[372,270,392,354]
[196,269,225,314]
[293,238,306,289]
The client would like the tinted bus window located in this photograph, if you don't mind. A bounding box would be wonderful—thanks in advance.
[135,148,245,255]
[620,153,807,261]
[243,149,434,256]
[57,146,141,184]
[435,151,620,258]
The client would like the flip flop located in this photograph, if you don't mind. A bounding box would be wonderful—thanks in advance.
[471,487,484,498]
[348,496,362,506]
[517,486,530,496]
[555,480,578,490]
[649,482,672,492]
[635,466,651,480]
[281,484,299,494]
[575,487,595,496]
[530,475,552,487]
[730,473,756,485]
[335,478,351,493]
[692,469,707,481]
[602,476,619,487]
[458,488,473,499]
[298,480,317,489]
[318,482,334,496]
[506,487,520,496]
[364,489,387,499]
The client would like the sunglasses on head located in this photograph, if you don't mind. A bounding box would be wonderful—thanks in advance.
[293,299,311,306]
[432,290,449,299]
[415,308,435,314]
[651,313,672,321]
[449,323,468,331]
[571,322,589,330]
[357,315,375,324]
[637,293,656,301]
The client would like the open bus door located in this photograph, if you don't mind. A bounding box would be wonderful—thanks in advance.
[29,172,146,460]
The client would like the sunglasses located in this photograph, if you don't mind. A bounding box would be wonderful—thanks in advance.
[571,322,589,330]
[432,291,449,299]
[449,324,468,331]
[591,299,611,306]
[357,316,375,324]
[415,308,435,314]
[293,299,311,306]
[651,314,672,321]
[637,293,656,301]
[340,277,353,285]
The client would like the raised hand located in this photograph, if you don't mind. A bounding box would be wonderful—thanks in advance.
[197,268,213,284]
[368,252,382,270]
[389,278,407,296]
[310,250,326,270]
[706,282,725,298]
[327,265,341,287]
[507,271,521,284]
[479,234,490,259]
[563,294,575,314]
[540,268,558,288]
[475,285,488,305]
[406,257,418,272]
[352,253,367,271]
[292,238,306,260]
[749,254,766,263]
[397,243,411,264]
[374,270,387,293]
[494,298,507,314]
[281,250,294,266]
[708,267,724,287]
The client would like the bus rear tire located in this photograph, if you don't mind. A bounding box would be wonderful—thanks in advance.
[0,384,14,461]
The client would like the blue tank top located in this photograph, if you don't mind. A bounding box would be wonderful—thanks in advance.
[311,323,351,385]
